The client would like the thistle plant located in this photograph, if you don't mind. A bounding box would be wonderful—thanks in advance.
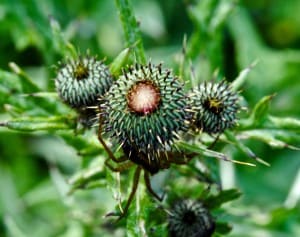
[168,199,215,237]
[190,80,239,134]
[100,63,190,172]
[0,0,300,237]
[55,56,113,108]
[55,55,113,127]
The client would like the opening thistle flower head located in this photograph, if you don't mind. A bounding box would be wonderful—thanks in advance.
[191,80,239,134]
[100,63,191,171]
[168,199,215,237]
[55,56,113,108]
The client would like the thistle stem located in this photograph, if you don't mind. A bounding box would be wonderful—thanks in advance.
[115,0,146,64]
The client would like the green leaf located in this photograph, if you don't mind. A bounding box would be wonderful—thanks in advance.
[49,16,77,58]
[208,0,236,34]
[0,116,75,131]
[178,141,256,166]
[224,130,269,166]
[262,206,300,236]
[126,183,149,237]
[104,167,123,217]
[239,129,300,150]
[2,104,23,117]
[206,188,242,209]
[214,221,232,235]
[267,116,300,130]
[231,60,258,91]
[109,48,131,76]
[58,222,84,237]
[68,161,106,193]
[58,131,101,156]
[8,62,41,93]
[0,69,22,93]
[4,216,29,237]
[250,94,275,126]
[1,66,62,115]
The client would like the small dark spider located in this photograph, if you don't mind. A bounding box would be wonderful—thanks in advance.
[97,126,194,219]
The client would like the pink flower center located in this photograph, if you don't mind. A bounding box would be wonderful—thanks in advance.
[127,80,161,115]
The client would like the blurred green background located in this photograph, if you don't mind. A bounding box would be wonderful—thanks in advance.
[0,0,300,236]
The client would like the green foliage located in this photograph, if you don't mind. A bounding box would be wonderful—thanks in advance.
[115,0,146,63]
[0,0,300,237]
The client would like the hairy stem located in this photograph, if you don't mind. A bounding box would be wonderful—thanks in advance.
[115,0,146,63]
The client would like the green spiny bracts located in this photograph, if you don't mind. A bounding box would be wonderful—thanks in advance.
[168,200,215,237]
[55,56,113,108]
[100,63,190,169]
[191,80,239,134]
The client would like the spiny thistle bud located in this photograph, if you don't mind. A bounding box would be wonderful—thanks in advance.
[168,199,215,237]
[191,80,239,134]
[55,56,113,108]
[100,63,190,168]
